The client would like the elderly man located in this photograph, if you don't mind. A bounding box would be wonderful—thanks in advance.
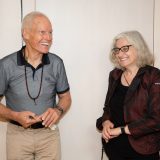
[0,11,71,160]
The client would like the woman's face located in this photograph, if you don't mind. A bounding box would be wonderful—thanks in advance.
[113,38,138,69]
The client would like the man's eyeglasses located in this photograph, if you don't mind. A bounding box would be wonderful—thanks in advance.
[112,45,132,55]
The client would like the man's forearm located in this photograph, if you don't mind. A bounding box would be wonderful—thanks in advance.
[57,91,71,114]
[0,97,16,121]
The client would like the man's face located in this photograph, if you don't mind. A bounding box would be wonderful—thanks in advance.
[24,16,53,54]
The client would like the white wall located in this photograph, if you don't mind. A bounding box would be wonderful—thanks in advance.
[0,0,159,160]
[154,0,160,68]
[36,1,154,160]
[0,1,21,159]
[0,0,21,57]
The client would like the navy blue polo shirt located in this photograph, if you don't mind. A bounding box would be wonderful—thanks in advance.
[0,47,70,115]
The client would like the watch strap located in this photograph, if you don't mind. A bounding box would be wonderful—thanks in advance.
[120,126,125,134]
[55,105,64,115]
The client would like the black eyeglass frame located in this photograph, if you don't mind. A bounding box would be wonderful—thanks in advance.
[112,45,132,55]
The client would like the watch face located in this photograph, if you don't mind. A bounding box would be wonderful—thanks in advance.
[56,105,64,114]
[121,127,125,134]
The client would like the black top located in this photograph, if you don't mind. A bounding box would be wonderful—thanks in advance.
[107,81,146,157]
[110,81,128,127]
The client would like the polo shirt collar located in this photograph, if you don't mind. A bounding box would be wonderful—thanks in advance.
[17,46,50,66]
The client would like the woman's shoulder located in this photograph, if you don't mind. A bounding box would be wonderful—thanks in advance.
[141,65,160,84]
[110,68,123,78]
[143,65,160,75]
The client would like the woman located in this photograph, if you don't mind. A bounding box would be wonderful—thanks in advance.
[96,31,160,160]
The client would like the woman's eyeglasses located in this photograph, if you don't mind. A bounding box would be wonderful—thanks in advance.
[112,45,132,55]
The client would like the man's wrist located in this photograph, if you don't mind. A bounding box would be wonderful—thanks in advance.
[55,105,64,115]
[11,111,19,121]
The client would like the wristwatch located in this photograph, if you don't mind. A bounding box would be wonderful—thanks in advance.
[120,126,125,134]
[55,105,64,115]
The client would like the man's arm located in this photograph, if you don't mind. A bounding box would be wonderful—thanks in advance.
[0,96,14,121]
[40,91,71,127]
[56,91,72,114]
[0,96,41,128]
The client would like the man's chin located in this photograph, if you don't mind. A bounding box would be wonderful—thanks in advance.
[40,49,50,54]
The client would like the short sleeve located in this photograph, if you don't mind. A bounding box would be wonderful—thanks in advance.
[0,60,8,96]
[56,60,70,94]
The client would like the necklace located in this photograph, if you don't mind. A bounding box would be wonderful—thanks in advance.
[123,73,130,86]
[23,49,44,105]
[24,65,43,105]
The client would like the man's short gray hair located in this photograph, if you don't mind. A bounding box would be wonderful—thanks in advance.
[21,11,49,31]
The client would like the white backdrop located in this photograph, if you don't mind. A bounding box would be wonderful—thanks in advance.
[0,0,159,160]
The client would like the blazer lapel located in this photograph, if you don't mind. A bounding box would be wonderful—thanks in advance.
[124,67,146,105]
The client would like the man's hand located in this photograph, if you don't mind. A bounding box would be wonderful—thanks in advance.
[39,108,61,128]
[14,111,41,128]
[39,91,71,128]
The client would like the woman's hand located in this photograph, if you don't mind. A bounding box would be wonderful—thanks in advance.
[103,125,131,141]
[109,127,122,138]
[102,120,114,141]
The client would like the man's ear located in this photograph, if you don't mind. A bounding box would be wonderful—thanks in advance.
[22,29,30,40]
